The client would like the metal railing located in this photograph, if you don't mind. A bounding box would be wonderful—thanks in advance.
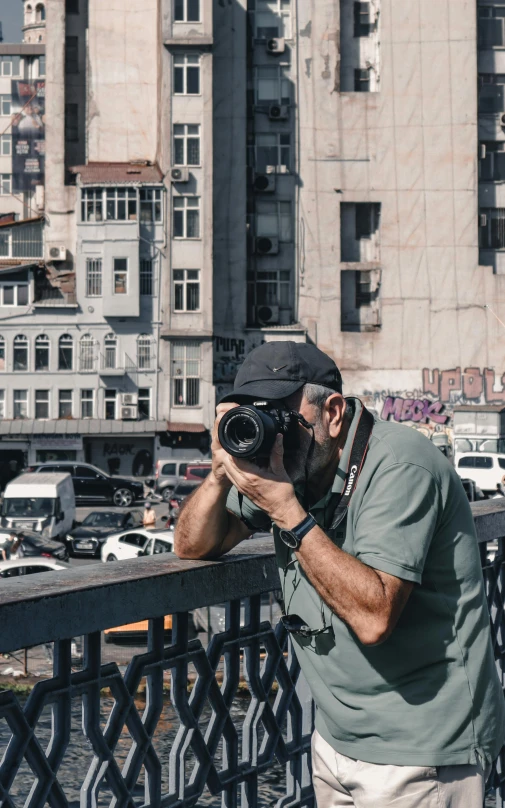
[0,504,503,807]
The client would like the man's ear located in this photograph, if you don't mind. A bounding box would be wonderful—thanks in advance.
[326,394,347,439]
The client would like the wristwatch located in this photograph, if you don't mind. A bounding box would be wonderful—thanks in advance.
[278,513,317,550]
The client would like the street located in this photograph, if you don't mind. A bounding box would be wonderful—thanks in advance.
[69,500,171,567]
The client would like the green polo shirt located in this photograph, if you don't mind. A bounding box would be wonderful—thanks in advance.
[226,400,505,766]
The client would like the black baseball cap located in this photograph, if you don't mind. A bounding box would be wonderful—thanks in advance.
[219,341,343,403]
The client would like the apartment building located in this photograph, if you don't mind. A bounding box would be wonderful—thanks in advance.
[0,0,503,477]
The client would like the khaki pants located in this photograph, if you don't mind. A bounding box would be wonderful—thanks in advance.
[312,730,487,808]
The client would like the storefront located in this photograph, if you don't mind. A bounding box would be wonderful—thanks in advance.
[84,436,155,477]
[30,436,84,464]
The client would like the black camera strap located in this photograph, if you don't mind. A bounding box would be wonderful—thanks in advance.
[329,400,374,530]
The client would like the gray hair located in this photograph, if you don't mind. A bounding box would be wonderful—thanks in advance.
[303,383,340,409]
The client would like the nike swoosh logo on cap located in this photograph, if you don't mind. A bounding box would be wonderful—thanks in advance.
[270,365,287,373]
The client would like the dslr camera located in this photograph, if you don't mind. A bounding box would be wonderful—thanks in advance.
[218,401,305,464]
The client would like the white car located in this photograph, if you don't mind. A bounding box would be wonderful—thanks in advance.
[456,453,505,494]
[101,527,174,562]
[0,557,69,577]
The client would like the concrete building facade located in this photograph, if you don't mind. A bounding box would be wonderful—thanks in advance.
[0,0,503,476]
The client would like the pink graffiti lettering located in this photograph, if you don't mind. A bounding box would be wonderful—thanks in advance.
[423,367,505,405]
[381,397,449,425]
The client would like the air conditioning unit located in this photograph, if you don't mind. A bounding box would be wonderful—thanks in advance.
[46,244,67,262]
[170,167,190,183]
[253,174,276,193]
[267,37,285,54]
[255,236,279,255]
[269,104,289,121]
[255,304,280,326]
[121,405,138,420]
[121,392,138,406]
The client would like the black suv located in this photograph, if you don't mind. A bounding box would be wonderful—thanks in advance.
[26,463,144,507]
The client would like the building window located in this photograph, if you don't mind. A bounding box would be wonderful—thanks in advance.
[65,36,79,73]
[354,2,371,37]
[0,175,12,195]
[86,258,102,297]
[480,208,505,249]
[173,269,200,311]
[138,388,151,420]
[254,0,292,39]
[0,284,29,306]
[12,222,43,258]
[66,0,79,13]
[65,104,78,142]
[354,68,371,92]
[478,6,505,48]
[104,333,117,369]
[256,200,292,241]
[1,135,11,156]
[35,390,49,419]
[140,259,154,296]
[0,391,5,418]
[340,202,381,262]
[172,342,200,406]
[58,334,73,370]
[0,337,5,372]
[106,188,137,221]
[35,334,50,371]
[478,74,505,114]
[250,133,290,173]
[0,96,11,116]
[81,390,94,419]
[38,55,46,76]
[25,4,33,25]
[174,0,200,21]
[35,3,46,22]
[173,124,201,166]
[254,66,291,104]
[341,268,382,332]
[137,335,152,370]
[59,390,73,418]
[173,196,200,238]
[104,389,117,420]
[81,188,104,222]
[13,390,28,419]
[174,54,200,95]
[480,142,505,181]
[13,335,28,371]
[0,57,21,77]
[79,334,95,371]
[249,269,291,308]
[113,258,128,294]
[140,188,162,223]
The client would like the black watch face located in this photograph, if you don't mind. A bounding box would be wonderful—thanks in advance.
[279,529,299,549]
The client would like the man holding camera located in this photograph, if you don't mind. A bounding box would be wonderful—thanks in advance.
[175,341,504,807]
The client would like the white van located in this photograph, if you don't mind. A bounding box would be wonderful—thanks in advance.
[1,473,76,540]
[455,453,505,495]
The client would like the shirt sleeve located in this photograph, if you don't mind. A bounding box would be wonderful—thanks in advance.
[226,486,272,532]
[353,462,441,584]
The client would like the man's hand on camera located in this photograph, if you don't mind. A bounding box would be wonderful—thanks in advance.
[210,403,240,488]
[221,434,303,528]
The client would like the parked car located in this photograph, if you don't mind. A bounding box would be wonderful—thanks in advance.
[104,615,173,644]
[153,458,200,501]
[26,462,144,507]
[2,473,75,540]
[455,453,505,495]
[101,527,174,562]
[164,480,202,526]
[65,510,144,557]
[0,529,69,562]
[0,557,68,578]
[184,463,212,481]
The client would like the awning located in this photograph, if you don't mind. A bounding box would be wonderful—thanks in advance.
[166,422,207,433]
[0,419,168,437]
[71,162,164,185]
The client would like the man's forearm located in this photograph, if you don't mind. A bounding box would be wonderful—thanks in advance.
[275,502,412,646]
[174,473,234,559]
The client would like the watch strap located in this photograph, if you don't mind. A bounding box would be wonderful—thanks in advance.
[292,512,317,540]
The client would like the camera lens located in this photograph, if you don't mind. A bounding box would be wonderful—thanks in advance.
[218,406,278,459]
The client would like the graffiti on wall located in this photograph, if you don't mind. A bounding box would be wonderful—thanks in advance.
[373,367,505,429]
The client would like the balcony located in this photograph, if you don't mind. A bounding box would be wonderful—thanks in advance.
[0,505,503,806]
